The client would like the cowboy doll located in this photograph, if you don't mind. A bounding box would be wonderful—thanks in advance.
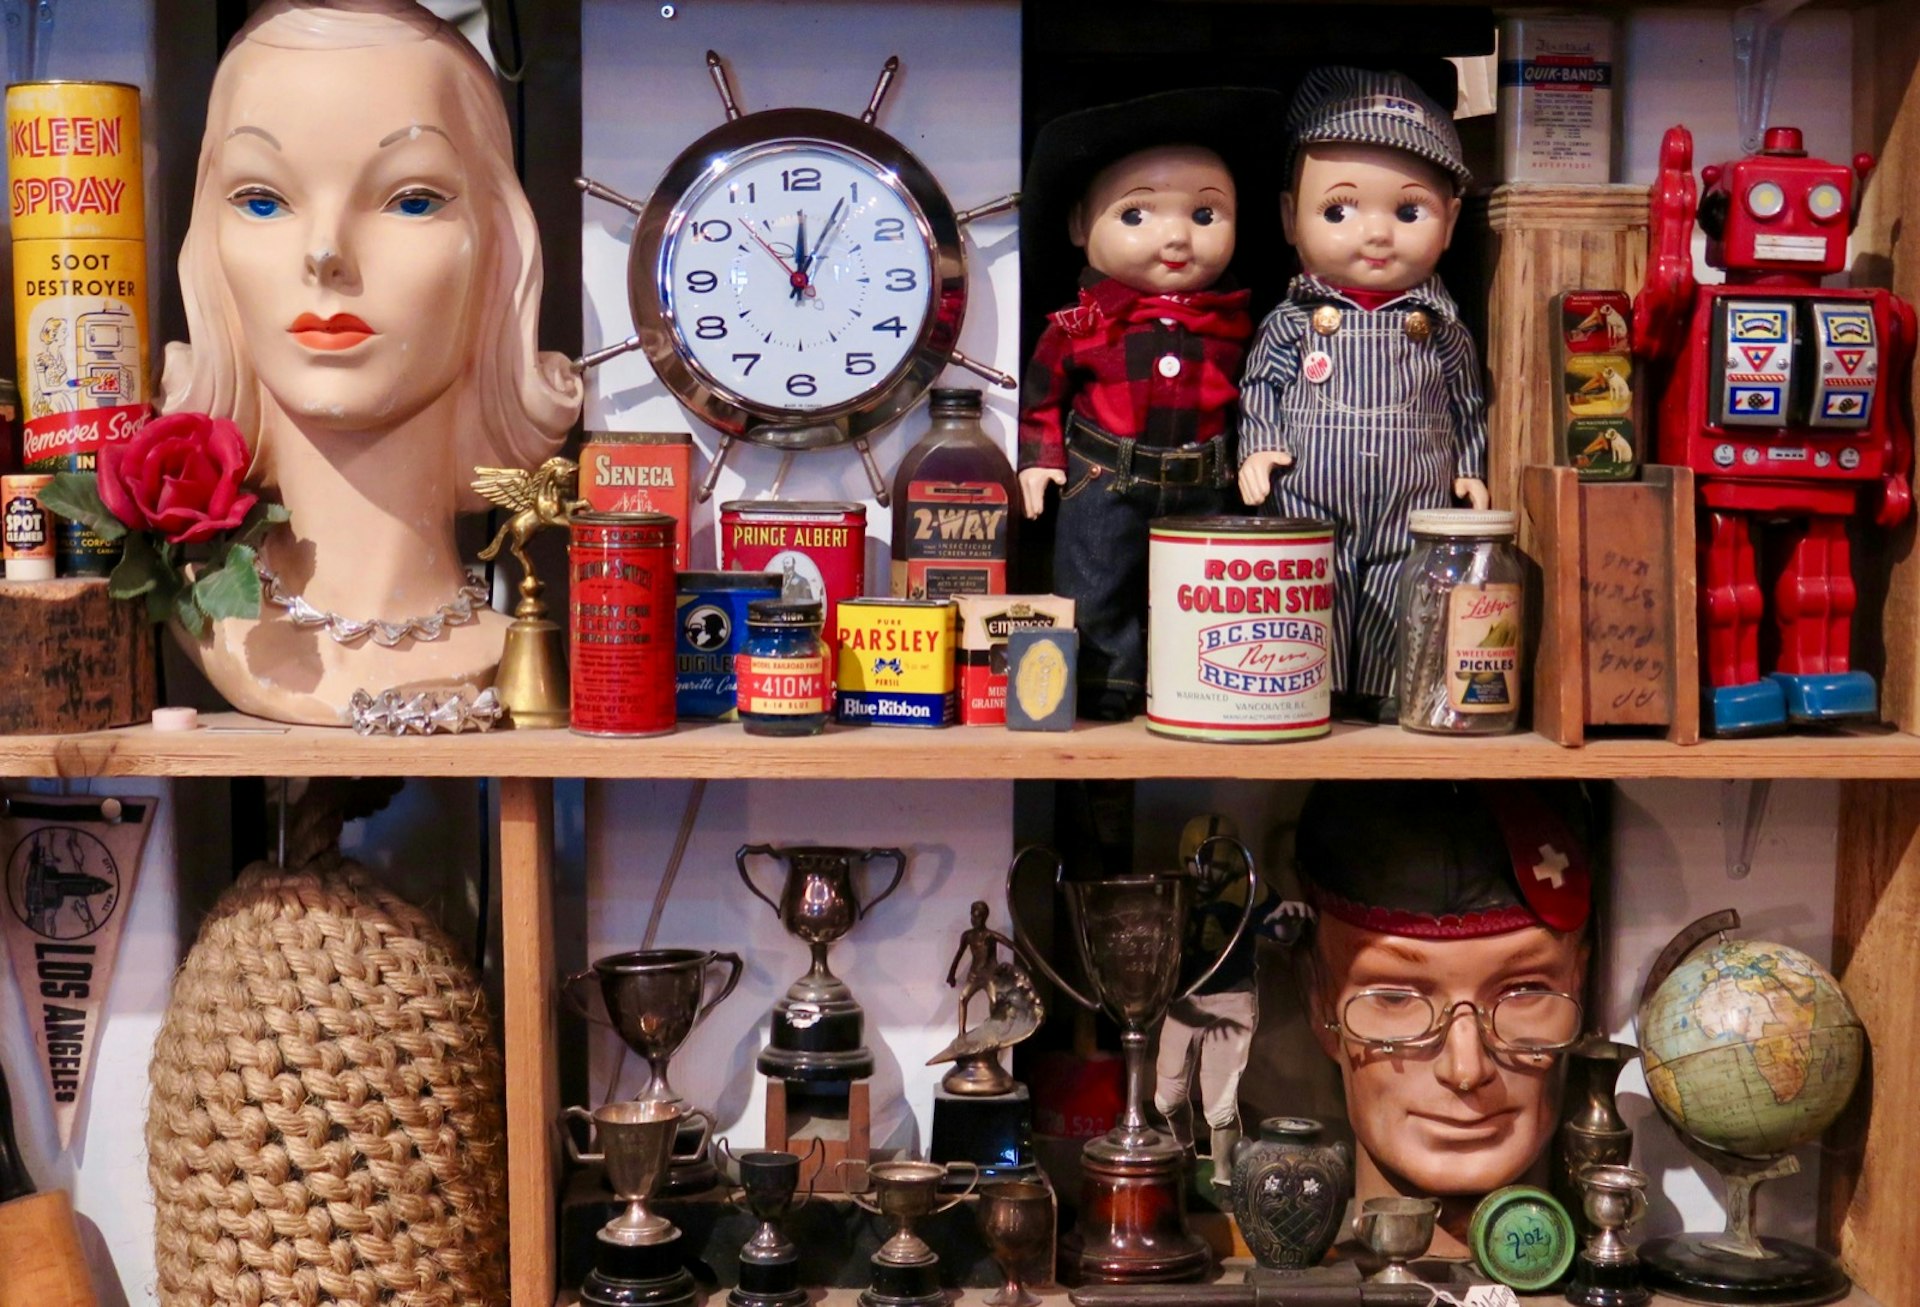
[1238,68,1491,718]
[1018,89,1277,720]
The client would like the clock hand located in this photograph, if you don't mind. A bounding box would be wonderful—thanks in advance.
[802,198,847,282]
[791,210,810,304]
[744,221,809,295]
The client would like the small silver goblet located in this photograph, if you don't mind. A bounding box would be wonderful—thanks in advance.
[1353,1196,1439,1285]
[976,1180,1053,1307]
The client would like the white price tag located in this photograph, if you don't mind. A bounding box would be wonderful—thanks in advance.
[1461,1287,1520,1307]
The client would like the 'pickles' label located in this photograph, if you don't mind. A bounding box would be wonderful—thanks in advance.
[1446,583,1522,712]
[735,653,830,716]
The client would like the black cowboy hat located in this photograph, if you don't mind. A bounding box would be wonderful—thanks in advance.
[1019,86,1287,257]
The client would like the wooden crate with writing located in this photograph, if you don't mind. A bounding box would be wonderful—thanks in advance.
[0,578,157,734]
[1520,464,1698,746]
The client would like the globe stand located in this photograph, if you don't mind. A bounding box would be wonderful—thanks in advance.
[1641,1151,1849,1306]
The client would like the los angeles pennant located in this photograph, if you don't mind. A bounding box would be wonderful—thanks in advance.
[1,791,153,1149]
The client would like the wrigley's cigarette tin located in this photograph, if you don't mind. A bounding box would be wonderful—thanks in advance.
[676,570,782,719]
[834,597,956,727]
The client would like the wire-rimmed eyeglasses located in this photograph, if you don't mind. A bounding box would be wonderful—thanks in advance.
[1324,987,1583,1057]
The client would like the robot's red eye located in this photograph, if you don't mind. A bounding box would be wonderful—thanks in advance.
[1746,181,1786,219]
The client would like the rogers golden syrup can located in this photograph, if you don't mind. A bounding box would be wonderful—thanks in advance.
[569,511,677,737]
[719,500,866,651]
[1147,516,1335,741]
[7,81,148,575]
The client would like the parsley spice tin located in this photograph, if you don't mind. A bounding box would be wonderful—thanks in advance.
[569,511,677,737]
[834,597,957,728]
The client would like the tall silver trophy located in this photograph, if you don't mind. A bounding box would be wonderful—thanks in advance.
[1006,839,1256,1283]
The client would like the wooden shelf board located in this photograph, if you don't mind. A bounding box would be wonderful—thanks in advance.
[1,711,1916,780]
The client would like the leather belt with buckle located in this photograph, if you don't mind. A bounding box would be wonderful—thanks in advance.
[1068,418,1227,491]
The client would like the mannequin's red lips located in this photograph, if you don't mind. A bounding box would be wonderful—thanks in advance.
[290,312,375,350]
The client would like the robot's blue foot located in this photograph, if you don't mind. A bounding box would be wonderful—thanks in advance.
[1709,680,1788,736]
[1771,671,1879,723]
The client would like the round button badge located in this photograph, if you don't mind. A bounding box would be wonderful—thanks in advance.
[1156,355,1181,379]
[1303,350,1333,385]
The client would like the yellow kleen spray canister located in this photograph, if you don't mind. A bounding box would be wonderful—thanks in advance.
[6,80,149,574]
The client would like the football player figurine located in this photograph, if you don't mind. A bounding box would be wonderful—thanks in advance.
[1018,89,1275,719]
[1296,780,1592,1261]
[1239,68,1490,719]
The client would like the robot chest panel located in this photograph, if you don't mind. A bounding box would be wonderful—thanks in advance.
[1709,295,1880,433]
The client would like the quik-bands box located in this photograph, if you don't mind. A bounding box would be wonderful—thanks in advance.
[954,594,1076,725]
[835,598,957,727]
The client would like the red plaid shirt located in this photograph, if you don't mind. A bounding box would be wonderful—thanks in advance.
[1018,273,1254,471]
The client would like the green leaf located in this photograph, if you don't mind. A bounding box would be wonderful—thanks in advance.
[38,473,126,541]
[144,579,179,625]
[107,531,169,601]
[191,542,262,621]
[173,588,208,638]
[236,499,291,548]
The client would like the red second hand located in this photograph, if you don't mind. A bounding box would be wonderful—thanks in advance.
[744,222,810,292]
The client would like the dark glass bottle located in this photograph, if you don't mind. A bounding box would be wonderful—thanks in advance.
[890,388,1018,599]
[736,599,832,737]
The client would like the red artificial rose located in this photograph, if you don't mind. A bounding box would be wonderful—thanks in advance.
[98,412,258,545]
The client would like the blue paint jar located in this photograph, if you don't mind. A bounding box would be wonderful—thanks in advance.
[676,570,781,719]
[736,599,831,737]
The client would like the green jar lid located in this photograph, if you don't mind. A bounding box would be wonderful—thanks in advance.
[1467,1184,1576,1291]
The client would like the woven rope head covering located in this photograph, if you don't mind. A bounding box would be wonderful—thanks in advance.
[147,848,507,1306]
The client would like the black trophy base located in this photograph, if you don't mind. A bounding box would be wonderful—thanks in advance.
[860,1252,946,1307]
[730,1251,807,1307]
[1642,1236,1850,1306]
[1566,1252,1651,1307]
[581,1237,698,1307]
[759,1001,873,1082]
[931,1085,1034,1178]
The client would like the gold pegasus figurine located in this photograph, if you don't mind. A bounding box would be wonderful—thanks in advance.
[471,456,587,729]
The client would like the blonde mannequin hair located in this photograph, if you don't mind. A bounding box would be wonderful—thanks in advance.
[160,0,580,509]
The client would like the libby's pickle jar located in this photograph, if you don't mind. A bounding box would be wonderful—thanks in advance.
[1397,509,1524,735]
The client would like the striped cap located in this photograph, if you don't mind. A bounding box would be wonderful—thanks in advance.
[1285,65,1470,191]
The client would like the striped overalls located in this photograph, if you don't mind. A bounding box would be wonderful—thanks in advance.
[1239,274,1489,698]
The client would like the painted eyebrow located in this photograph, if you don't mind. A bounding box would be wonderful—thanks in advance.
[1199,186,1230,197]
[226,126,281,149]
[378,124,453,148]
[1121,186,1158,197]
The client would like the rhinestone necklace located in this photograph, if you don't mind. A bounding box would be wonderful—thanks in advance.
[255,561,491,647]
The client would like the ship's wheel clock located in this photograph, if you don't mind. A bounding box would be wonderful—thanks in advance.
[579,51,1016,503]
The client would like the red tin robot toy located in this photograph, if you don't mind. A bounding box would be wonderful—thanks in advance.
[1634,125,1914,735]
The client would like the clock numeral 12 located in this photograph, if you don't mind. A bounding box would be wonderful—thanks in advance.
[782,167,821,192]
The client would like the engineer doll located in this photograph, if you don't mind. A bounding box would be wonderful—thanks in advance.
[1019,90,1274,719]
[1238,68,1490,715]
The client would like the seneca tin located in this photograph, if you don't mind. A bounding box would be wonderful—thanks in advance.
[720,500,866,649]
[676,569,781,720]
[582,431,693,569]
[570,511,677,737]
[1147,516,1335,742]
[834,597,956,728]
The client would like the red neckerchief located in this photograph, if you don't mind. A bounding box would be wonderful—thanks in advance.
[1330,285,1401,311]
[1052,274,1254,345]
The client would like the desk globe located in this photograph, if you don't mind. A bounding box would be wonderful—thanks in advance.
[1637,913,1864,1305]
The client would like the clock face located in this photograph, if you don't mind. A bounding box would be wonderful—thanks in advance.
[660,142,936,418]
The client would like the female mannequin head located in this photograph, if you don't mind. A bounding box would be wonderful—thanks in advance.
[160,0,581,725]
[162,0,578,506]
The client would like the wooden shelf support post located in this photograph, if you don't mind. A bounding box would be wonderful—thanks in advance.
[501,776,560,1306]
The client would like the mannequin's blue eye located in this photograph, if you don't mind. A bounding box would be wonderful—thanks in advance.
[1322,204,1348,224]
[388,190,450,217]
[1192,207,1215,226]
[231,190,287,219]
[1120,208,1144,227]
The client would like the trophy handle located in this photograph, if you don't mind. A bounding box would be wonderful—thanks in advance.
[856,847,909,919]
[1004,845,1096,1011]
[796,1136,826,1208]
[736,844,785,916]
[836,1157,881,1212]
[1176,835,1260,1005]
[680,1108,718,1160]
[700,951,746,1023]
[560,968,614,1029]
[933,1160,979,1213]
[563,1105,602,1165]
